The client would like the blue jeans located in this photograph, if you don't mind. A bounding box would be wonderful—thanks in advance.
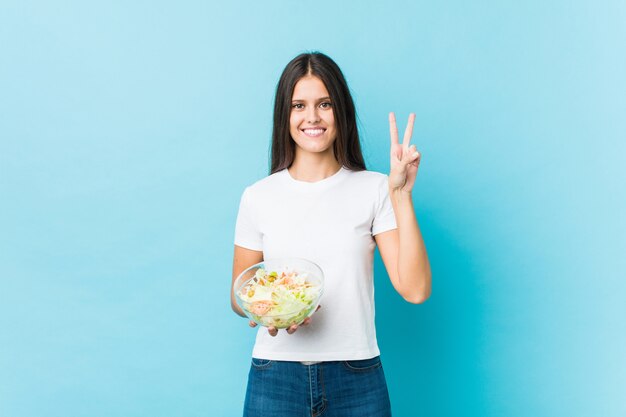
[243,356,392,416]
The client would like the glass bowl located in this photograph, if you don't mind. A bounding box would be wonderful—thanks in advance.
[234,258,324,329]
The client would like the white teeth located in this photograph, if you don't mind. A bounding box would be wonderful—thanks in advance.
[303,129,325,136]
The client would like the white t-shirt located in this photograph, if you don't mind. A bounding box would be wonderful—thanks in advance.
[234,165,397,361]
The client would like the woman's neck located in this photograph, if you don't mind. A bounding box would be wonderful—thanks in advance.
[288,154,342,183]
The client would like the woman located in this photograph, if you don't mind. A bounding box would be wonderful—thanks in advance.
[231,51,431,416]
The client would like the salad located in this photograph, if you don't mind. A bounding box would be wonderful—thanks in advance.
[236,267,322,328]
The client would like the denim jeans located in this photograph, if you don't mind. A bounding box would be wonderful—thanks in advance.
[243,356,392,416]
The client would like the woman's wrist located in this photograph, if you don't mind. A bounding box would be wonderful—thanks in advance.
[390,187,412,203]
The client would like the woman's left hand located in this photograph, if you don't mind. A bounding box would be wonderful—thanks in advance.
[388,112,421,193]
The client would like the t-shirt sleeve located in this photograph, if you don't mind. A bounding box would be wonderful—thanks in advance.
[234,186,263,251]
[372,175,398,236]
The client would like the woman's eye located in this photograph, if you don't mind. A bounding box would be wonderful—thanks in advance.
[291,102,331,109]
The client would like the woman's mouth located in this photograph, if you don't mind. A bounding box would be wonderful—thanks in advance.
[302,128,326,138]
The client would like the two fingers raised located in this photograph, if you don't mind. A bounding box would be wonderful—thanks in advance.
[389,112,419,165]
[389,112,416,149]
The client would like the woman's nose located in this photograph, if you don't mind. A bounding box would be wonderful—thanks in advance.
[307,107,320,123]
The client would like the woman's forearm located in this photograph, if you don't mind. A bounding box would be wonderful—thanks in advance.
[390,189,432,303]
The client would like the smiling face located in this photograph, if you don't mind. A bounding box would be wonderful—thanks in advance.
[289,75,337,157]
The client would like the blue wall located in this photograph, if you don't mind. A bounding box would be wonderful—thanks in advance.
[1,1,625,416]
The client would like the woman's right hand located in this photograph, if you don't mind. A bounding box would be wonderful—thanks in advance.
[249,305,321,336]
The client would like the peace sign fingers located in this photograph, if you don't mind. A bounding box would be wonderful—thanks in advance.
[388,111,421,193]
[389,112,416,147]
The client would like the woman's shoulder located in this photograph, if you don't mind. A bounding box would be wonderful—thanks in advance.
[241,169,286,195]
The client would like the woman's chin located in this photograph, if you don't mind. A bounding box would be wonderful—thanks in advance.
[300,146,332,155]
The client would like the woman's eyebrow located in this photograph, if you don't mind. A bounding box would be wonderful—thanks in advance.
[291,96,331,102]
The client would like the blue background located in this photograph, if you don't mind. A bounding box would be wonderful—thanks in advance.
[1,1,625,416]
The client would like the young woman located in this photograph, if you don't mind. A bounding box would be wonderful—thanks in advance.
[231,51,431,416]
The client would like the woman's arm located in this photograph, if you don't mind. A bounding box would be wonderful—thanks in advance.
[375,190,431,304]
[377,112,431,303]
[231,245,264,317]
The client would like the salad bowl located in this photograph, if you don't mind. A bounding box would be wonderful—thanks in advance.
[234,258,324,329]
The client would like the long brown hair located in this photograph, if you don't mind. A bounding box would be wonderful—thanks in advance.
[269,52,367,175]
